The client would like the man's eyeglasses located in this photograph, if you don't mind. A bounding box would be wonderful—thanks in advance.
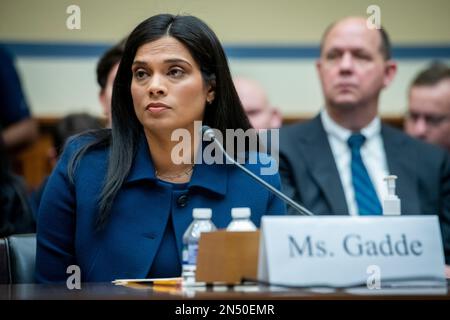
[405,111,450,127]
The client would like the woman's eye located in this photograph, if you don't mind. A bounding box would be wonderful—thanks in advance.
[168,68,185,78]
[134,69,148,80]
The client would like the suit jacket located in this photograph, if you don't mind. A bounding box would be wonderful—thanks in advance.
[36,134,286,283]
[279,115,450,263]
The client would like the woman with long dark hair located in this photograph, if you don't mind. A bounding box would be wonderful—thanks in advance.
[36,14,285,283]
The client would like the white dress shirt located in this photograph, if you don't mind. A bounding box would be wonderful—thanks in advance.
[320,110,389,215]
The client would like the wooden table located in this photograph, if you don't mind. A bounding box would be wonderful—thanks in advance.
[1,282,449,300]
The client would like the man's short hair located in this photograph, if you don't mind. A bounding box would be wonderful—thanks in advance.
[96,39,126,91]
[319,20,392,60]
[411,62,450,88]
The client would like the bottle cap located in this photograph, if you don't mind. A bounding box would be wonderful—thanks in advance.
[231,207,251,219]
[193,208,212,219]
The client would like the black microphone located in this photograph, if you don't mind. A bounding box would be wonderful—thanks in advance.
[202,125,314,216]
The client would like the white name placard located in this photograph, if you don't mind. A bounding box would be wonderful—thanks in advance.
[258,216,446,287]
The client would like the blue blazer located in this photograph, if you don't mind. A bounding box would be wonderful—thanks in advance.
[36,135,286,283]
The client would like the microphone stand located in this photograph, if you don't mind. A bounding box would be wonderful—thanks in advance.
[202,126,314,216]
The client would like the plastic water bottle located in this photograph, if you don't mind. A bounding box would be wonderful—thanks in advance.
[226,207,257,231]
[182,208,216,285]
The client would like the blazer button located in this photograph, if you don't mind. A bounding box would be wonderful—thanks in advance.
[145,232,156,240]
[177,194,189,207]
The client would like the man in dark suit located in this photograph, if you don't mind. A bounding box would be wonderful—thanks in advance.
[279,17,450,271]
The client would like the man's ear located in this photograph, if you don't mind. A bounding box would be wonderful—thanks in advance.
[316,59,322,74]
[315,59,326,85]
[383,60,397,88]
[270,107,283,129]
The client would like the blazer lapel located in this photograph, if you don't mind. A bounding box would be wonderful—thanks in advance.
[300,116,349,214]
[382,125,421,214]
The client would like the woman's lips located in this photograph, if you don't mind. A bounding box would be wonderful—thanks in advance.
[146,103,170,114]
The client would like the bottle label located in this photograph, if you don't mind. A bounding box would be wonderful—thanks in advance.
[182,243,199,265]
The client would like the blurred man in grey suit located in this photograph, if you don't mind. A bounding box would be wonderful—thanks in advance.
[279,17,450,271]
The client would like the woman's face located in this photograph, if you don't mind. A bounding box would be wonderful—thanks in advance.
[131,36,214,135]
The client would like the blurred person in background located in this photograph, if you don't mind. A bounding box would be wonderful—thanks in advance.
[30,113,102,217]
[0,46,38,153]
[405,62,450,152]
[0,140,35,237]
[233,76,282,130]
[234,76,282,155]
[97,39,126,127]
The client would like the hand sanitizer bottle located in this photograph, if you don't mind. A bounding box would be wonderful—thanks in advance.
[382,175,401,215]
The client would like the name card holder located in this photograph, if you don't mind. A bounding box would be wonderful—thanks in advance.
[196,230,259,284]
[258,216,446,288]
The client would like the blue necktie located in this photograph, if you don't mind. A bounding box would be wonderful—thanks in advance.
[347,133,382,215]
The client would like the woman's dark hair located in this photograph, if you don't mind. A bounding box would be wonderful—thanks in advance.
[69,14,252,229]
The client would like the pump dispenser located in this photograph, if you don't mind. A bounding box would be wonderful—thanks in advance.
[382,175,401,215]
